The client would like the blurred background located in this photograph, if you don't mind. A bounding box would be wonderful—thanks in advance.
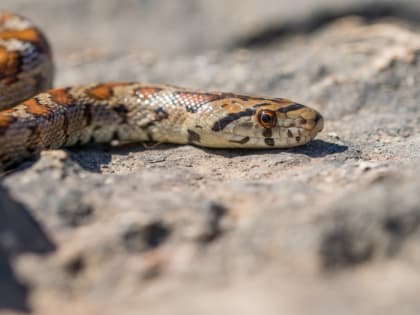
[4,0,420,57]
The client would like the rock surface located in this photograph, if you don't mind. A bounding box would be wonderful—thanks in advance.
[1,1,420,314]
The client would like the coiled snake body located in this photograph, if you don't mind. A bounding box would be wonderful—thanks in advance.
[0,12,323,170]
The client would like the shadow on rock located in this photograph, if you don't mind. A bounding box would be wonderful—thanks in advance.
[68,145,113,173]
[200,139,347,158]
[319,170,420,272]
[288,140,348,157]
[52,139,347,172]
[0,185,55,312]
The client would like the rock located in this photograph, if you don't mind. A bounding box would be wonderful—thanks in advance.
[320,169,420,270]
[1,1,420,314]
[0,185,55,312]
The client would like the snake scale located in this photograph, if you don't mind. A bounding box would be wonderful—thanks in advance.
[0,12,323,170]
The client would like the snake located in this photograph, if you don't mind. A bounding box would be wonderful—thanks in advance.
[0,12,324,170]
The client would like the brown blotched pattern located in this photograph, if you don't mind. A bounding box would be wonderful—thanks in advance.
[0,12,53,110]
[0,12,324,170]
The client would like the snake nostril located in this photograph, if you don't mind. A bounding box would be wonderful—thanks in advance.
[297,117,307,125]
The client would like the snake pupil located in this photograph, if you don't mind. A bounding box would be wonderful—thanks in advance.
[262,114,271,123]
[258,109,277,128]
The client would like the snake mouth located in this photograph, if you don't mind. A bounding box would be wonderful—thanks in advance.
[226,126,319,148]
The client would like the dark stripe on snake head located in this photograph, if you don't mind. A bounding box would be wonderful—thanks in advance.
[262,128,272,138]
[264,138,275,146]
[253,102,271,108]
[221,93,270,102]
[277,103,305,113]
[212,108,256,131]
[187,129,201,143]
[219,93,251,102]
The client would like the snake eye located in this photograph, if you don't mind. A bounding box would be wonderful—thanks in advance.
[257,110,277,128]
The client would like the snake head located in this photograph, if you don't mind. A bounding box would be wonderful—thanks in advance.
[206,96,324,148]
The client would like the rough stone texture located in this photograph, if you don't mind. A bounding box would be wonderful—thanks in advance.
[1,1,420,314]
[0,185,55,312]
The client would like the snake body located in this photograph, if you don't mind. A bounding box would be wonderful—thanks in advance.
[0,12,323,170]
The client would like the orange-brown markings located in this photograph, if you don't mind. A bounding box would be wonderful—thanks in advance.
[0,109,16,135]
[221,103,243,113]
[49,89,74,106]
[135,87,163,99]
[0,46,8,72]
[24,98,50,115]
[0,28,41,43]
[0,48,20,82]
[87,82,130,100]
